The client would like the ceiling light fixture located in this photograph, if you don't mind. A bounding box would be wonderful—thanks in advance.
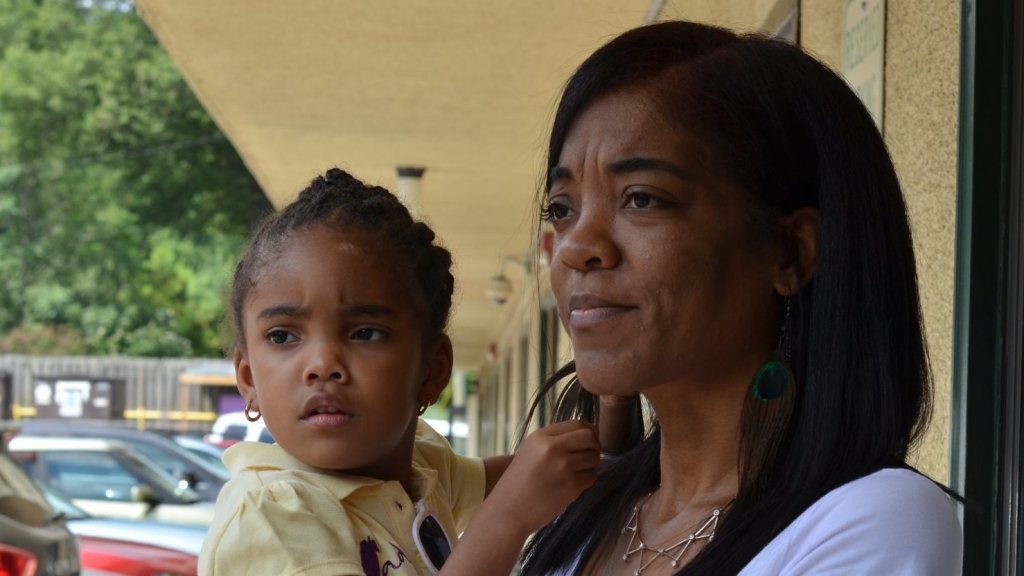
[395,166,426,216]
[486,256,528,306]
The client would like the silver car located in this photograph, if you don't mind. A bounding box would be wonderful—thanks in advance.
[0,424,79,576]
[8,436,215,526]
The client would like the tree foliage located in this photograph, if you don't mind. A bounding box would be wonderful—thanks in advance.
[0,0,272,357]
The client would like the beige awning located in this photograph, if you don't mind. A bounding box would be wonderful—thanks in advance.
[133,0,784,369]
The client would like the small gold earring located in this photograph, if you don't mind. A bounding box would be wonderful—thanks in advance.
[244,401,261,422]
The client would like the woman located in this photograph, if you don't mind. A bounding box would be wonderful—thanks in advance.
[519,20,962,575]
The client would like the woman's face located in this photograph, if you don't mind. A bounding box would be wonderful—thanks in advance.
[546,87,782,398]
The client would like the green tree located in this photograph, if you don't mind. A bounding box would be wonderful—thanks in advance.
[0,0,272,357]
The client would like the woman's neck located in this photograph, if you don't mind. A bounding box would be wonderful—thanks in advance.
[645,384,743,512]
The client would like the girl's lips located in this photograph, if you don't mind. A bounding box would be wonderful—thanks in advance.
[303,411,353,427]
[300,394,352,422]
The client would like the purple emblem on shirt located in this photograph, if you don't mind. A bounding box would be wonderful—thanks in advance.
[359,537,408,575]
[360,538,381,576]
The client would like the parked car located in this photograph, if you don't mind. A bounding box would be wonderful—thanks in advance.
[0,422,80,576]
[77,538,197,576]
[37,478,202,576]
[170,434,228,478]
[76,537,196,573]
[7,436,216,526]
[17,420,227,501]
[203,411,273,449]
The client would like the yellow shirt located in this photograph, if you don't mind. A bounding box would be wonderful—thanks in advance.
[199,421,485,576]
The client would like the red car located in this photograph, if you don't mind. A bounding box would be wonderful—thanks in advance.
[77,536,197,576]
[34,458,204,576]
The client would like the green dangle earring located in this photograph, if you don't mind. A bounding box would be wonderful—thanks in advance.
[752,361,792,400]
[752,296,796,401]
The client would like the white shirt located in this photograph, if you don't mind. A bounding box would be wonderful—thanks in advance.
[545,468,962,575]
[739,468,962,575]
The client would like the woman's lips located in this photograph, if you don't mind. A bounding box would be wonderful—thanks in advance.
[567,294,634,328]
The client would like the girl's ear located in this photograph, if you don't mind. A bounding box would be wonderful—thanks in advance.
[233,347,258,409]
[420,335,454,407]
[773,207,820,296]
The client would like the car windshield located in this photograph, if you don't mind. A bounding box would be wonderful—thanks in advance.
[31,478,90,521]
[34,447,202,505]
[123,449,202,503]
[20,424,231,484]
[125,437,229,482]
[222,425,246,442]
[0,450,48,509]
[175,439,228,477]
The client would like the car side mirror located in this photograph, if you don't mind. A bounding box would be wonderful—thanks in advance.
[130,484,160,511]
[178,471,199,489]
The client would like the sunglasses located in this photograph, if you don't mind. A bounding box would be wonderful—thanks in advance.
[413,501,453,574]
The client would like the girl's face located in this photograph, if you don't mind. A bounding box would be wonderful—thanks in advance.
[234,226,450,480]
[546,87,783,400]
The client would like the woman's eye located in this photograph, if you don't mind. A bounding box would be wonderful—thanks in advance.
[541,200,571,222]
[267,330,294,345]
[353,328,385,341]
[625,191,655,209]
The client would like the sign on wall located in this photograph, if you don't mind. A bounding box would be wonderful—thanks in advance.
[842,0,886,130]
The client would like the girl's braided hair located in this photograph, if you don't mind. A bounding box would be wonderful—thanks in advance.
[228,167,454,349]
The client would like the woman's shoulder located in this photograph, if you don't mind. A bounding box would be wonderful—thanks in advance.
[814,467,958,516]
[740,468,963,575]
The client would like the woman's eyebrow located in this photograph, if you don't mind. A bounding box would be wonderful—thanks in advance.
[548,165,572,184]
[610,157,691,180]
[549,158,691,186]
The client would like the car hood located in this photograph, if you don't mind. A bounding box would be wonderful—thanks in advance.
[66,517,206,555]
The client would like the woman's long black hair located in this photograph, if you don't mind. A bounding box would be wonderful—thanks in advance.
[518,21,933,575]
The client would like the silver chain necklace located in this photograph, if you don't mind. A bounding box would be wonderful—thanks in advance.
[620,493,729,575]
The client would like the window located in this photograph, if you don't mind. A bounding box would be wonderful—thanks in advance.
[39,452,137,502]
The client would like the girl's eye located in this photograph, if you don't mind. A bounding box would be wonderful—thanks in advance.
[267,330,294,345]
[352,327,385,341]
[540,199,571,222]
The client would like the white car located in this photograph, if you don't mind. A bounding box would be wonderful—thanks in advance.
[203,411,273,449]
[7,436,215,526]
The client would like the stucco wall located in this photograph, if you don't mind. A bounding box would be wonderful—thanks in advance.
[801,1,960,483]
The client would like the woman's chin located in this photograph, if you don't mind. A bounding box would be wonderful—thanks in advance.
[576,370,643,398]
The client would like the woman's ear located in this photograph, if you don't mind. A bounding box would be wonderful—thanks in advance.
[774,207,820,296]
[420,335,454,407]
[233,347,258,409]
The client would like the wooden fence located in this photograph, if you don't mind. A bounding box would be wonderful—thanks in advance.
[0,354,238,434]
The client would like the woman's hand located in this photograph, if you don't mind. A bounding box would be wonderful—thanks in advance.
[599,394,641,456]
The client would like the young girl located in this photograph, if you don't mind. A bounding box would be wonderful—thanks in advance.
[199,168,600,575]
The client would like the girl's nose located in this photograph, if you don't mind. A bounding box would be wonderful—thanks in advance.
[303,341,345,384]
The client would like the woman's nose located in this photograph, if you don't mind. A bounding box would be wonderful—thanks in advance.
[554,203,621,272]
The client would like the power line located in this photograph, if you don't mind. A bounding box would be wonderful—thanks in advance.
[0,133,228,174]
